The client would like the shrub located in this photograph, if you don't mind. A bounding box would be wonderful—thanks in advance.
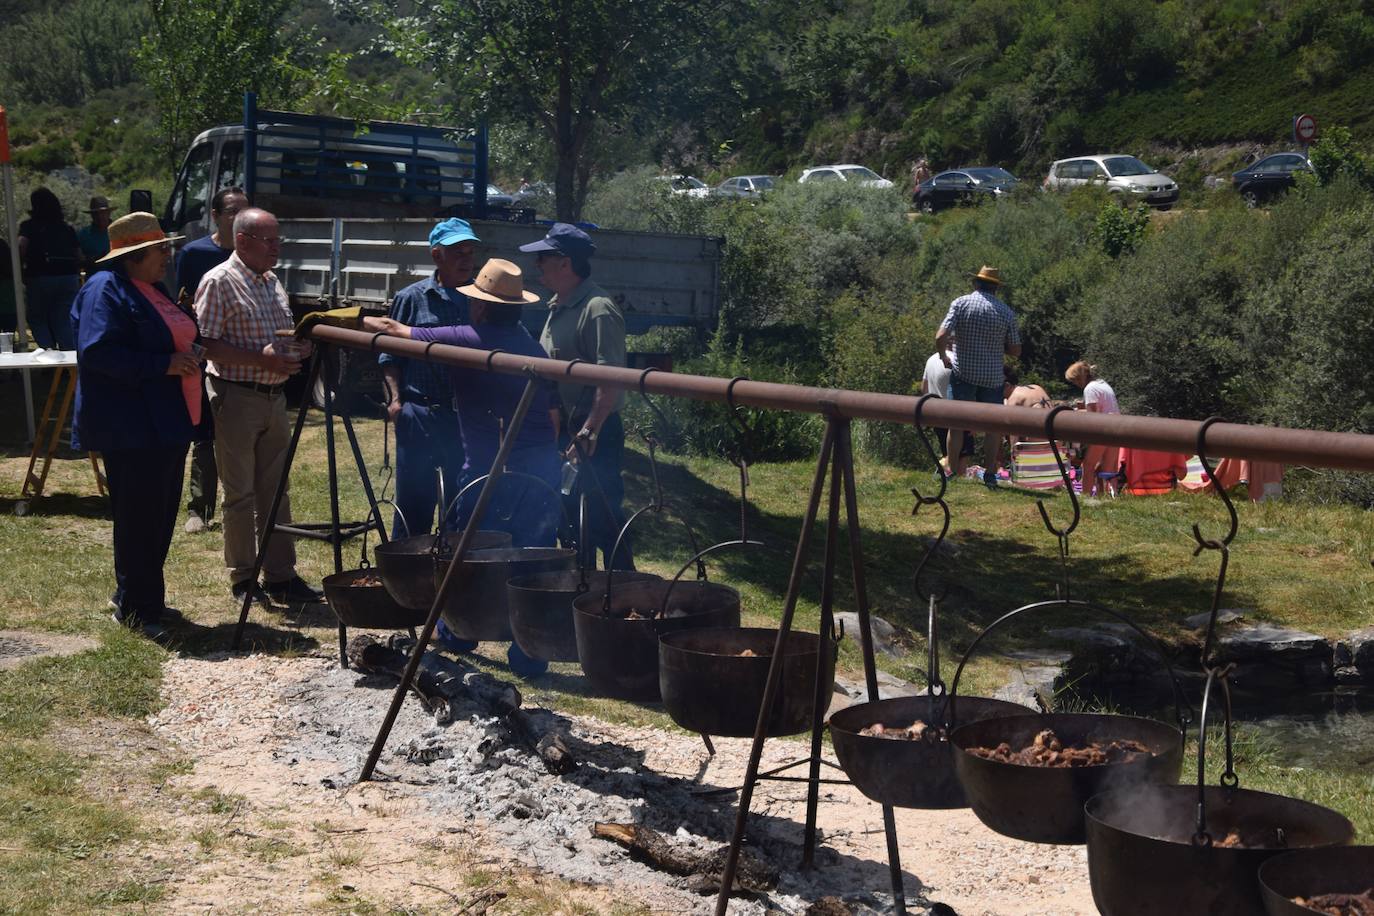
[1092,202,1151,258]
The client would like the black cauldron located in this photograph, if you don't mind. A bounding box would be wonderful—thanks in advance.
[374,530,512,610]
[830,695,1035,809]
[507,570,661,663]
[573,579,741,700]
[433,547,576,642]
[1085,784,1355,915]
[1259,846,1374,915]
[949,712,1184,844]
[658,627,835,737]
[322,567,425,629]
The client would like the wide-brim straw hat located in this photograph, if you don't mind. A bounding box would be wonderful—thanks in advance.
[971,265,1003,285]
[96,212,184,263]
[459,258,541,305]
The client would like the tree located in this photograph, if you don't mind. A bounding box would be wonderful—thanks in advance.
[336,0,742,220]
[134,0,312,170]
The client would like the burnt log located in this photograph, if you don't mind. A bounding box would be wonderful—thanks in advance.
[347,634,575,774]
[591,822,778,895]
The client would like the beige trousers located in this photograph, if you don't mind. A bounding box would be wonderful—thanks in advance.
[207,377,296,584]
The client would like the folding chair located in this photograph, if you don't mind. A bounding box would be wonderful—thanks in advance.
[1010,440,1066,490]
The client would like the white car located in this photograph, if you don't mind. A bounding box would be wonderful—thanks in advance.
[714,175,778,198]
[653,175,711,198]
[1043,155,1179,209]
[797,164,894,188]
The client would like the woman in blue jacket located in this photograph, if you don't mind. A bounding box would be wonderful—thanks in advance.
[72,213,198,639]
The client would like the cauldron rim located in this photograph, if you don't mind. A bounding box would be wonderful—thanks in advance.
[508,569,661,592]
[1257,845,1374,914]
[949,710,1184,763]
[374,530,511,557]
[1085,783,1357,847]
[830,694,1036,736]
[658,625,823,658]
[571,580,741,620]
[437,546,578,565]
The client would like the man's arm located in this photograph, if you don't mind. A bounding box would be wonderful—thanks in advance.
[936,323,954,368]
[201,337,301,375]
[1005,342,1022,358]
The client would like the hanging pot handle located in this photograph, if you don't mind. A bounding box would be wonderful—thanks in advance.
[1192,664,1239,847]
[943,598,1192,737]
[364,498,410,569]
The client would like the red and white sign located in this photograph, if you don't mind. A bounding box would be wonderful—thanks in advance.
[1294,113,1318,144]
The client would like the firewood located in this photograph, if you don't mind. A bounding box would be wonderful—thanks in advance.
[590,822,778,895]
[346,634,576,774]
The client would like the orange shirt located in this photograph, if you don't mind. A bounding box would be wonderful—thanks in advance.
[133,279,202,426]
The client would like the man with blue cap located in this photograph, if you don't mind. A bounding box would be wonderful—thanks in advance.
[519,223,633,570]
[378,218,478,537]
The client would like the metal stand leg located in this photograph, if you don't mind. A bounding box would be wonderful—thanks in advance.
[231,356,324,651]
[715,419,836,915]
[837,423,906,913]
[321,347,348,665]
[359,376,540,783]
[716,417,907,914]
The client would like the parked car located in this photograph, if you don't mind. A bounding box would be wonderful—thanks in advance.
[913,167,1019,213]
[1043,155,1179,209]
[1231,152,1311,207]
[798,164,894,188]
[713,175,778,198]
[462,182,516,207]
[512,180,552,205]
[653,175,711,198]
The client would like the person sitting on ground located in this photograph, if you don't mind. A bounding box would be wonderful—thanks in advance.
[1002,365,1052,452]
[363,258,558,678]
[71,213,197,641]
[1065,360,1122,496]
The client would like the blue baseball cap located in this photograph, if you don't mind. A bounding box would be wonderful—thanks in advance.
[429,218,480,247]
[518,222,596,260]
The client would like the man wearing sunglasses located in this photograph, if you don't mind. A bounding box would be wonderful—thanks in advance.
[195,207,323,608]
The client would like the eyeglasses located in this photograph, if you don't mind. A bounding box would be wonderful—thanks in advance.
[242,232,281,246]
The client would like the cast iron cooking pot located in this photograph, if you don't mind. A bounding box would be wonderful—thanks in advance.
[573,579,741,700]
[375,530,512,610]
[658,626,835,737]
[949,711,1184,844]
[1085,784,1354,915]
[830,695,1036,809]
[433,547,576,642]
[507,570,661,663]
[323,566,425,629]
[1258,845,1374,915]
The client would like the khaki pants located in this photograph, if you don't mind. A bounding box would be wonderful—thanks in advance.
[207,377,296,584]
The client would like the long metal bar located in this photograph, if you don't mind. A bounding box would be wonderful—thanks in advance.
[358,375,540,782]
[312,325,1374,472]
[715,420,837,916]
[837,422,907,914]
[321,344,349,666]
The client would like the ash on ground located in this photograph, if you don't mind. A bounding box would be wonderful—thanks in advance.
[152,653,1095,915]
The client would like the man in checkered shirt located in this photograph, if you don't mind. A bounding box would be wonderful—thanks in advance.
[196,208,323,607]
[935,266,1022,487]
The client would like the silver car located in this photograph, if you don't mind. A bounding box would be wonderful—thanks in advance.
[1043,155,1179,209]
[714,175,778,198]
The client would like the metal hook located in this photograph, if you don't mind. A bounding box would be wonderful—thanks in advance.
[724,376,756,543]
[485,348,507,372]
[368,331,389,351]
[1036,405,1080,540]
[1191,416,1238,552]
[910,396,952,603]
[564,357,583,376]
[1193,664,1238,847]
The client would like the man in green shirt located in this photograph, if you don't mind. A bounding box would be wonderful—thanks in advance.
[76,196,113,272]
[519,223,633,569]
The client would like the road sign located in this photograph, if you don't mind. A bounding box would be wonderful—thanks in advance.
[1294,113,1318,144]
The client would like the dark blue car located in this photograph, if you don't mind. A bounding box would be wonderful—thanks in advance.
[914,167,1019,213]
[1231,153,1311,207]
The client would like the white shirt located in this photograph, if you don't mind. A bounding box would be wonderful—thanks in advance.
[1085,379,1120,414]
[923,352,952,399]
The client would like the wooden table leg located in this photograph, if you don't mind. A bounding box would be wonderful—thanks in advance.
[16,367,81,515]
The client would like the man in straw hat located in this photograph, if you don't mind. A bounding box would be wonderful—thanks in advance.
[195,207,322,608]
[77,196,114,272]
[936,265,1021,486]
[519,223,632,571]
[378,217,478,539]
[364,258,558,677]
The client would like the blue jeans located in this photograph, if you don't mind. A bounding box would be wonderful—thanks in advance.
[392,403,464,538]
[450,445,562,548]
[949,375,1003,405]
[29,275,79,350]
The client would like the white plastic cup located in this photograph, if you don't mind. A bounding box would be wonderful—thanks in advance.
[0,332,14,354]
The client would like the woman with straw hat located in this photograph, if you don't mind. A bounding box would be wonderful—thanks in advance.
[71,212,199,640]
[364,258,558,677]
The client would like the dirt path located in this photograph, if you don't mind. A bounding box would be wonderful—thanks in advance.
[133,652,1096,915]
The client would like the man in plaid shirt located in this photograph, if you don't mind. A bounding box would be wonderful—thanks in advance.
[197,208,322,606]
[936,266,1021,487]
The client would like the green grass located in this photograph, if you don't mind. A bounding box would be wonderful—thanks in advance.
[0,388,1371,907]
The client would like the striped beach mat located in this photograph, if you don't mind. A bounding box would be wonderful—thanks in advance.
[1011,440,1065,490]
[1177,454,1210,491]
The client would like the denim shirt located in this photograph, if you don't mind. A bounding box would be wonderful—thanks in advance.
[379,273,469,403]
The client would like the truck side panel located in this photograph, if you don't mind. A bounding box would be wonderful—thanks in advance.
[276,218,721,334]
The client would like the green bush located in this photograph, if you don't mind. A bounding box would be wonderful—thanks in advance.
[1092,202,1151,258]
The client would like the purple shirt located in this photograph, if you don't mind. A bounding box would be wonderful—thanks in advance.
[410,323,557,473]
